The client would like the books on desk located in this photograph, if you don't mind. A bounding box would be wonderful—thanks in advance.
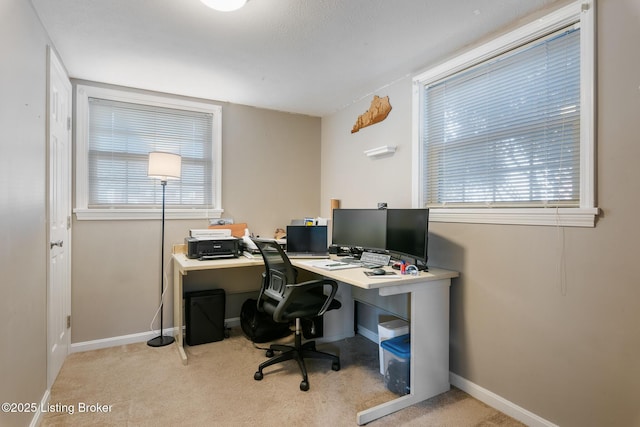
[300,260,361,271]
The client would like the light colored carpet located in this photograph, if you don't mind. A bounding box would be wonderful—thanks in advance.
[42,328,525,426]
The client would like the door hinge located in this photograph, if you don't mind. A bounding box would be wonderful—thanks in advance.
[67,215,71,230]
[67,117,71,130]
[66,315,71,329]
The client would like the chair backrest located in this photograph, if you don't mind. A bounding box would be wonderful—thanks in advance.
[252,238,297,304]
[252,238,340,323]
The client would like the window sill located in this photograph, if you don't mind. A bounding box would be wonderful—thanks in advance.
[74,208,223,221]
[428,207,599,227]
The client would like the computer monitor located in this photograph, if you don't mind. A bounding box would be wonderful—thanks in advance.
[386,208,429,266]
[331,209,387,252]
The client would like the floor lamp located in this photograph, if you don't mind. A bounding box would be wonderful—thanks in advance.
[147,151,181,347]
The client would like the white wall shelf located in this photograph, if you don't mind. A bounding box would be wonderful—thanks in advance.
[364,145,396,158]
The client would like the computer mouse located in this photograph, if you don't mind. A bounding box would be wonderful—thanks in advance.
[371,268,386,276]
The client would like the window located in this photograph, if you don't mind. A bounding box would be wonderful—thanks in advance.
[413,0,597,227]
[74,85,222,220]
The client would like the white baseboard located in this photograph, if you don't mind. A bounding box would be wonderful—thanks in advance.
[71,329,168,353]
[29,388,50,427]
[356,325,378,343]
[71,316,356,353]
[450,372,558,427]
[225,317,241,328]
[72,318,242,353]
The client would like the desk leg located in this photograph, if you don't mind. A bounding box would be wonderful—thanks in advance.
[173,263,188,365]
[356,279,451,425]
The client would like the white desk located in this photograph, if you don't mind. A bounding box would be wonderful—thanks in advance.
[172,253,458,425]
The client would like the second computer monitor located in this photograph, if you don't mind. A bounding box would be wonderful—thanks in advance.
[386,208,429,264]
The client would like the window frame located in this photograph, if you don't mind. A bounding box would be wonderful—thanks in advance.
[74,84,223,220]
[412,0,597,227]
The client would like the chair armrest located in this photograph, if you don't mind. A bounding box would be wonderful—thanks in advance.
[284,279,339,317]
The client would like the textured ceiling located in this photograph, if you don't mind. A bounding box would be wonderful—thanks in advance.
[30,0,564,117]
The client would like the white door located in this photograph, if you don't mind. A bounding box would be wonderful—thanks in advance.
[47,47,72,389]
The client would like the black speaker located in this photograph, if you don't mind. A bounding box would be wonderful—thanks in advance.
[185,289,226,346]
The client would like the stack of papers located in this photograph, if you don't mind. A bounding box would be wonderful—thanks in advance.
[301,260,361,271]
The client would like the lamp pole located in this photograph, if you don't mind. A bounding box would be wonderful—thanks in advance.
[148,179,174,347]
[147,151,181,347]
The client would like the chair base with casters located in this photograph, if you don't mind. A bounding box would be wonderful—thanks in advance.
[254,318,340,391]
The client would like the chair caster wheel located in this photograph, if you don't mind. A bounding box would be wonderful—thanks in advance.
[266,349,274,357]
[332,362,340,371]
[300,381,309,391]
[254,371,263,381]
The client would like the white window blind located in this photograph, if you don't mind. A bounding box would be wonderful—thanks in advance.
[423,25,580,208]
[87,98,214,209]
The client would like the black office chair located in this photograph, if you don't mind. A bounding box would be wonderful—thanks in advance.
[251,238,341,391]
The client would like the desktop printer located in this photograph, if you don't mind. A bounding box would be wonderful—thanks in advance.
[186,237,241,260]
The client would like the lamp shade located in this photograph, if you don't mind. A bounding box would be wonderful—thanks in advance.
[200,0,247,12]
[148,152,181,180]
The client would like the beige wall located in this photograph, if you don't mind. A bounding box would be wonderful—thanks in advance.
[321,1,640,425]
[0,1,50,426]
[3,1,638,426]
[71,90,321,343]
[320,80,413,212]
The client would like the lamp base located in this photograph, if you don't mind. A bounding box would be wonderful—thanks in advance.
[147,335,175,347]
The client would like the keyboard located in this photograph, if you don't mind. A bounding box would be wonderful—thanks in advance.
[336,253,391,269]
[360,252,391,268]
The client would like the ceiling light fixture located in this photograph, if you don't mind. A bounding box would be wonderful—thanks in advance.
[200,0,248,12]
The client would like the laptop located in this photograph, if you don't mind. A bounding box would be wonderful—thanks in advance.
[285,225,330,259]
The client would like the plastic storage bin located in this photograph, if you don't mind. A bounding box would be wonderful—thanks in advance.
[378,319,409,374]
[380,334,410,395]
